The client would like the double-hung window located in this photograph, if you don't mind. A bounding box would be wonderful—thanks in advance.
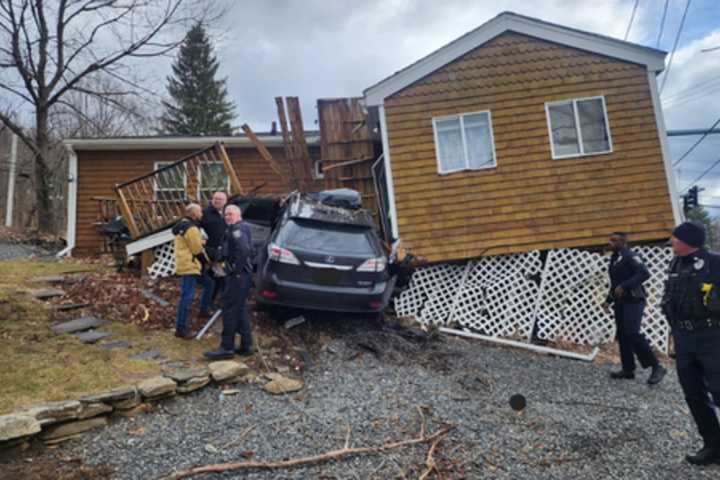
[154,161,187,202]
[198,162,229,202]
[545,96,612,159]
[432,111,496,174]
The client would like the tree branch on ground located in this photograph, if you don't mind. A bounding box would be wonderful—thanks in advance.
[159,418,454,479]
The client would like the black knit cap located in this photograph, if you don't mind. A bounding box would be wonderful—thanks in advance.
[672,221,706,248]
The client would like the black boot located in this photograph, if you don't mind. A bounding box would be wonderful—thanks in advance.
[203,348,235,360]
[685,445,720,465]
[647,365,667,385]
[609,370,635,379]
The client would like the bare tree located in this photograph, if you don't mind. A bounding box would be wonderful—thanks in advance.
[0,0,214,231]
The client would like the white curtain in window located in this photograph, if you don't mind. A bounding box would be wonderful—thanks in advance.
[199,163,228,201]
[577,98,610,154]
[548,102,580,157]
[436,117,465,172]
[464,113,494,168]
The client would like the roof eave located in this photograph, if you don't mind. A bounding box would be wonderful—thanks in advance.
[63,135,320,151]
[364,12,667,107]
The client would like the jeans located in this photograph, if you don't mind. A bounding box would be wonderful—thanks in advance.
[175,274,214,331]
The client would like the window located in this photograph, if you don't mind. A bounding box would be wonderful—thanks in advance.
[277,220,377,256]
[198,162,229,202]
[154,161,186,202]
[432,111,497,174]
[545,96,612,159]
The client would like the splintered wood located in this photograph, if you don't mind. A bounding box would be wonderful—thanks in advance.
[275,96,314,192]
[317,97,380,220]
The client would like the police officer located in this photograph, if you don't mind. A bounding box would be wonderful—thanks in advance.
[662,220,720,465]
[603,232,666,385]
[203,204,255,360]
[200,191,228,311]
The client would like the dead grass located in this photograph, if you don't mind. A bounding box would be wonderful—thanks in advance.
[0,259,218,414]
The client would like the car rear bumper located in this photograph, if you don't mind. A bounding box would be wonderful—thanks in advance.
[255,273,397,313]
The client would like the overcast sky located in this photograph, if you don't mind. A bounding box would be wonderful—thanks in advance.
[3,1,720,210]
[191,0,720,208]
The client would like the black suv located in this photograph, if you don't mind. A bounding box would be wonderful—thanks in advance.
[254,190,396,313]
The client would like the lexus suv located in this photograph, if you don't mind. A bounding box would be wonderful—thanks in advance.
[254,190,396,313]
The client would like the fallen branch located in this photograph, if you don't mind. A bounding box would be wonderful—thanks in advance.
[419,433,444,480]
[159,423,453,479]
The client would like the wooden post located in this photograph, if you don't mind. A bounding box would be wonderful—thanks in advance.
[240,124,290,188]
[286,97,313,191]
[214,142,245,196]
[115,187,141,239]
[275,97,299,190]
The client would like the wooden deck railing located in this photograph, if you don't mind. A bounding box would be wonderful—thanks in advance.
[114,142,243,239]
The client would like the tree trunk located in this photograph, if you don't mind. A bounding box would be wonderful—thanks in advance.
[35,105,53,232]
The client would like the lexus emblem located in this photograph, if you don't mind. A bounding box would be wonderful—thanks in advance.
[325,256,335,264]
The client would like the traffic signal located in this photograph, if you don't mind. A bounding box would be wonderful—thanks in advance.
[684,185,699,211]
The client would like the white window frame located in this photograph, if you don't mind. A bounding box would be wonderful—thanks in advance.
[153,161,187,201]
[432,110,497,175]
[198,161,230,199]
[545,95,613,160]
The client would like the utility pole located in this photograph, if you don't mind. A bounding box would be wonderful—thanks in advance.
[5,132,17,227]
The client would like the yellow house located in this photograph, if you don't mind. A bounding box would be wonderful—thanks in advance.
[364,12,680,263]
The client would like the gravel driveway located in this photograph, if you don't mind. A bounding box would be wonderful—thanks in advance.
[6,318,720,479]
[0,242,54,260]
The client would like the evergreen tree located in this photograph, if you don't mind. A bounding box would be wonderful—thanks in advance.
[686,205,718,249]
[161,24,235,135]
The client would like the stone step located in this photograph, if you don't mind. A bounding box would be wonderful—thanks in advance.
[74,330,112,344]
[50,316,108,335]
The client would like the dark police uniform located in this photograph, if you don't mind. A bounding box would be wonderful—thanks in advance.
[662,249,720,454]
[218,220,255,353]
[200,205,226,301]
[606,248,658,373]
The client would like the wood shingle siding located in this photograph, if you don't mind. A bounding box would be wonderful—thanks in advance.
[383,32,675,262]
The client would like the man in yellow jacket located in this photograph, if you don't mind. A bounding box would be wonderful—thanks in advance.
[172,203,213,338]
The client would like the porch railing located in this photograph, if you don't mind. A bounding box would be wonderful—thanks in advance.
[114,142,243,239]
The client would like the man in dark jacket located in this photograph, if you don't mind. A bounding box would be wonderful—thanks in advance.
[602,232,666,385]
[200,191,228,312]
[662,221,720,465]
[204,204,255,360]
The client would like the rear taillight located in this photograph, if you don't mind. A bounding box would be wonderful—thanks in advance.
[268,243,300,265]
[369,300,383,310]
[356,257,387,272]
[259,290,278,300]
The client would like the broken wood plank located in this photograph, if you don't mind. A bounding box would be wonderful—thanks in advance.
[275,97,300,190]
[322,157,376,172]
[241,124,290,188]
[286,97,313,191]
[214,142,245,196]
[115,187,141,239]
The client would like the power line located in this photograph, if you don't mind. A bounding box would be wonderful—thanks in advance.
[660,0,692,94]
[656,0,670,47]
[681,155,720,193]
[673,116,720,167]
[624,0,640,41]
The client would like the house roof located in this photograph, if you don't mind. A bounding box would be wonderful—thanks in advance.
[64,131,320,151]
[364,11,667,106]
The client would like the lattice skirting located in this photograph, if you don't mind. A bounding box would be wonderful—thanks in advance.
[393,247,673,353]
[148,241,176,279]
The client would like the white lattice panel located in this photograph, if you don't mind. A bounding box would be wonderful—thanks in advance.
[393,263,466,323]
[534,249,613,345]
[455,275,539,339]
[633,246,673,352]
[147,241,176,279]
[417,264,467,325]
[465,251,543,288]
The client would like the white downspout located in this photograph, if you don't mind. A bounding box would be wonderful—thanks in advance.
[57,144,77,257]
[4,133,17,227]
[378,105,400,240]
